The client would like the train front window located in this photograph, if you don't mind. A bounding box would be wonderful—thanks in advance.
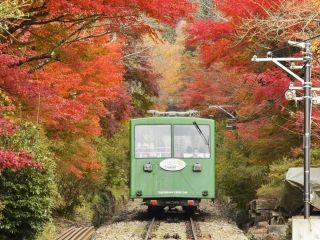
[174,125,210,158]
[135,125,171,158]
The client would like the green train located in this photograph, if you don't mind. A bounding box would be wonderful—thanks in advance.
[130,110,216,212]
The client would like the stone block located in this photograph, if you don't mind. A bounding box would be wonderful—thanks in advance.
[292,216,320,240]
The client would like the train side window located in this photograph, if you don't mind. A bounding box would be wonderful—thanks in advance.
[135,125,171,159]
[173,125,210,158]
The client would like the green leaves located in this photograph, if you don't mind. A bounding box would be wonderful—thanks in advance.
[0,122,56,239]
[95,123,130,188]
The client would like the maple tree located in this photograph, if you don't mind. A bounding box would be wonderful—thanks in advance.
[30,38,127,135]
[0,1,195,234]
[1,0,193,72]
[0,0,194,173]
[177,0,320,207]
[182,0,320,151]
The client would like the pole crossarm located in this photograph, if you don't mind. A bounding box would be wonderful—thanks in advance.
[289,86,320,91]
[251,57,304,62]
[272,60,304,83]
[251,56,304,83]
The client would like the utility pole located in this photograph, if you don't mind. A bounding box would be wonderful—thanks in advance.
[304,41,312,218]
[252,40,319,219]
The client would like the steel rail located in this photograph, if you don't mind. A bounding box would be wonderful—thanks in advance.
[144,217,156,240]
[189,217,198,240]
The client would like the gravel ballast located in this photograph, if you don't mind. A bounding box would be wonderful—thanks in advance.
[93,199,249,239]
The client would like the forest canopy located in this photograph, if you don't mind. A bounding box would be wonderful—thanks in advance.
[1,0,320,238]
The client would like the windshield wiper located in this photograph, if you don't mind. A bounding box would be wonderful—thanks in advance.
[193,121,210,147]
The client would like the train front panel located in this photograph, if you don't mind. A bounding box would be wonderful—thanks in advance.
[130,117,215,206]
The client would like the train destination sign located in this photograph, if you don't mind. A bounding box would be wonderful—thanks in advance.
[158,191,188,195]
[160,158,186,171]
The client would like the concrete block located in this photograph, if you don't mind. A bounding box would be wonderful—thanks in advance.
[268,224,288,236]
[292,216,320,240]
[257,221,269,228]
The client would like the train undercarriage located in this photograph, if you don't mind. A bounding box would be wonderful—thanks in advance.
[144,198,201,215]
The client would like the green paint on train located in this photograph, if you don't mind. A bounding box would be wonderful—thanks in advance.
[130,116,216,208]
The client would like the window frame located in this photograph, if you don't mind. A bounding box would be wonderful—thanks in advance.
[133,123,211,159]
[173,124,211,159]
[134,124,172,159]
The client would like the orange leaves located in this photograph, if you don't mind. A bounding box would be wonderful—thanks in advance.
[236,118,271,141]
[32,38,129,136]
[0,0,194,180]
[136,0,194,25]
[198,39,234,66]
[47,0,120,16]
[216,0,282,19]
[253,69,291,107]
[47,0,194,25]
[61,38,124,86]
[68,158,102,180]
[188,20,234,46]
[0,150,42,171]
[38,64,82,98]
[0,117,17,136]
[180,63,239,109]
[46,97,88,127]
[187,20,235,65]
[60,140,102,180]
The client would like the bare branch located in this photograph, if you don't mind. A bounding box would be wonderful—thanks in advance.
[235,1,320,48]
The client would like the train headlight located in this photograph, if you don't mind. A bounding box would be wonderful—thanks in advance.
[143,163,153,172]
[193,163,202,172]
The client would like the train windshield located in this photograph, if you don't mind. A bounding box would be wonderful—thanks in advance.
[135,125,171,158]
[174,125,210,158]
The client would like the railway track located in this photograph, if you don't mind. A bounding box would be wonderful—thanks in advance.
[55,226,95,240]
[144,217,156,240]
[144,216,200,240]
[189,217,198,240]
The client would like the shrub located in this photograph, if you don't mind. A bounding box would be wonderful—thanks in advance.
[52,135,102,216]
[91,124,130,226]
[51,123,129,224]
[217,157,267,208]
[0,122,56,240]
[216,137,267,208]
[257,151,320,198]
[95,124,130,188]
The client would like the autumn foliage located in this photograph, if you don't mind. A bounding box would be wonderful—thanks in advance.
[33,38,127,135]
[182,0,320,147]
[0,150,42,171]
[0,0,194,237]
[5,0,319,235]
[0,0,193,173]
[172,0,320,206]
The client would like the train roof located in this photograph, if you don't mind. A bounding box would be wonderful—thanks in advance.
[130,116,215,125]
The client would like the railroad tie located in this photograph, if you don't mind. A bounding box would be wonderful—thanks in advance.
[55,226,95,240]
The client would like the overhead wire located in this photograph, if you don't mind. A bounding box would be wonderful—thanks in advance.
[210,33,320,140]
[200,34,320,136]
[244,34,320,115]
